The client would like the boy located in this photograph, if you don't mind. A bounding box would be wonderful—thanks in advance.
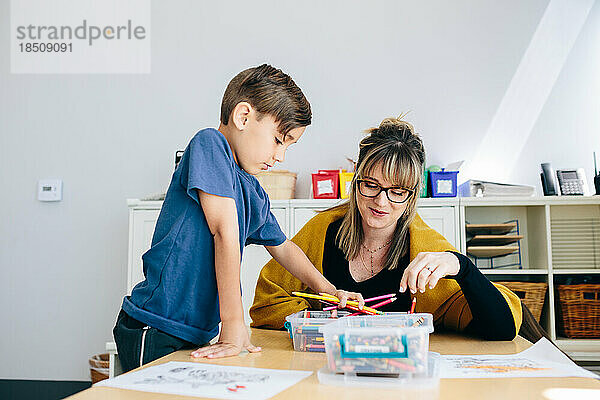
[114,64,364,372]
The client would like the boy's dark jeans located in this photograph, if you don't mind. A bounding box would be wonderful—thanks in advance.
[113,309,203,373]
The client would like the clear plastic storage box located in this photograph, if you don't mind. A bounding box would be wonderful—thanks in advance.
[317,352,440,391]
[319,313,434,376]
[284,310,349,352]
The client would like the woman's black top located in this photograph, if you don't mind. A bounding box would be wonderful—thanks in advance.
[321,218,517,340]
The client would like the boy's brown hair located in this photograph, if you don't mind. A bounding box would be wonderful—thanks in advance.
[220,64,312,136]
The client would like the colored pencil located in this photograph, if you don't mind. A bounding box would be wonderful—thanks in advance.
[409,297,416,314]
[370,297,397,309]
[364,293,396,303]
[332,300,377,315]
[320,300,337,311]
[346,303,378,315]
[318,292,339,300]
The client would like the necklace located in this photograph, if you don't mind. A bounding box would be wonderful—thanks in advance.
[359,240,391,277]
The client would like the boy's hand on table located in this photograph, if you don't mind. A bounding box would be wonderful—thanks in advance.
[190,321,261,359]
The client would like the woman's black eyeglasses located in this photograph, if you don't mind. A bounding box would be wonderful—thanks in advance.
[356,179,415,204]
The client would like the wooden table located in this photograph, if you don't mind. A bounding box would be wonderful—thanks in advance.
[69,329,600,400]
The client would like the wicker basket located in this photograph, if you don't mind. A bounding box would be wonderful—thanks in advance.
[255,170,297,200]
[89,353,109,384]
[496,281,547,322]
[556,284,600,338]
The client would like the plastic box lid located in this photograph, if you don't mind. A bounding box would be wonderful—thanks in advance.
[319,313,434,334]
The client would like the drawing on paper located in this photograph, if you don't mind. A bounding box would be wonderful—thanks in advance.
[449,357,551,374]
[439,338,597,379]
[96,361,314,400]
[134,365,270,389]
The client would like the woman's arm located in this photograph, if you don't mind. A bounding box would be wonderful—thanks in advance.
[448,251,518,340]
[405,215,522,340]
[400,251,521,340]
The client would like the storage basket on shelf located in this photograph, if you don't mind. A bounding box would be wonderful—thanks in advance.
[255,170,297,200]
[556,284,600,338]
[496,281,547,322]
[89,353,109,383]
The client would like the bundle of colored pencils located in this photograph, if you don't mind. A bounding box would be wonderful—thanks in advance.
[291,292,401,316]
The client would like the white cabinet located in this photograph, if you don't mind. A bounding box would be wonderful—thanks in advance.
[127,204,161,294]
[417,205,459,248]
[240,206,288,325]
[289,199,342,236]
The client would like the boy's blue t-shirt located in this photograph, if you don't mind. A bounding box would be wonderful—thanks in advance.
[122,128,287,344]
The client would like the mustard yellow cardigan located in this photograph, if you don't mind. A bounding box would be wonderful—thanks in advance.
[250,206,522,337]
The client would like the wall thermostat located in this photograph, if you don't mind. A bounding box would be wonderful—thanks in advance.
[38,179,63,202]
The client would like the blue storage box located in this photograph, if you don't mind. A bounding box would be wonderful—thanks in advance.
[429,169,458,197]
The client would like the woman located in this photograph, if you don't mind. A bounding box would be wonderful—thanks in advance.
[250,117,522,340]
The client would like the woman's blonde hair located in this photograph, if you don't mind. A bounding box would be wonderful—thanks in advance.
[335,116,425,270]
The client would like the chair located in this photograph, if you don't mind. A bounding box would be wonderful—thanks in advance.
[518,301,573,361]
[518,302,551,343]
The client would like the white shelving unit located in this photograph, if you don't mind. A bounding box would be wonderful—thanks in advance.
[459,196,600,361]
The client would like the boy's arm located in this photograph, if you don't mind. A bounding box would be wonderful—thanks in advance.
[265,239,364,309]
[190,190,261,359]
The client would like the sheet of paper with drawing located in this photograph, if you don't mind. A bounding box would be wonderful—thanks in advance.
[96,361,313,400]
[440,338,598,379]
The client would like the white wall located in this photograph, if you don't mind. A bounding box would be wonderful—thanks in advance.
[1,0,598,381]
[512,1,600,188]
